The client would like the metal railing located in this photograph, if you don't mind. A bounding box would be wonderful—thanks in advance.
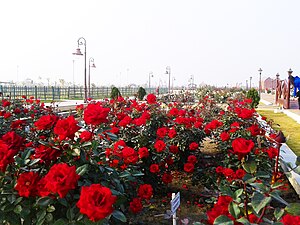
[0,85,168,101]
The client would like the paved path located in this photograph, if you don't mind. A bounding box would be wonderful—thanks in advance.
[258,93,300,123]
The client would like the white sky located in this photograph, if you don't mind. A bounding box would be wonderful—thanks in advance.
[1,0,300,87]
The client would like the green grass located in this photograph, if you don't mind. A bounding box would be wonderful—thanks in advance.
[257,109,300,155]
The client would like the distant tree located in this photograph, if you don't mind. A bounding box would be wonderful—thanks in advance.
[246,88,260,108]
[137,87,147,100]
[110,87,121,100]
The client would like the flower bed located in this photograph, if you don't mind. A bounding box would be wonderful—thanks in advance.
[0,91,300,225]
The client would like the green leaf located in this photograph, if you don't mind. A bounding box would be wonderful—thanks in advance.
[28,158,40,166]
[53,218,68,225]
[14,205,22,214]
[228,202,240,219]
[47,205,55,213]
[236,217,251,225]
[285,203,300,215]
[36,210,47,225]
[270,192,289,206]
[112,210,127,222]
[76,164,89,176]
[249,182,268,192]
[296,156,300,166]
[67,207,75,220]
[274,208,285,220]
[242,160,257,174]
[7,194,16,204]
[256,171,270,178]
[271,182,284,189]
[251,192,271,214]
[36,197,53,207]
[233,189,243,200]
[219,186,234,197]
[106,132,118,141]
[213,215,234,225]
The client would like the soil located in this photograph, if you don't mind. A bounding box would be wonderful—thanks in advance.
[127,139,300,225]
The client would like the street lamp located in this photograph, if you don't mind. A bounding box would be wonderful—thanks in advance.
[148,72,153,91]
[166,66,171,96]
[88,57,96,98]
[249,76,252,89]
[172,77,176,93]
[73,37,87,102]
[258,68,262,97]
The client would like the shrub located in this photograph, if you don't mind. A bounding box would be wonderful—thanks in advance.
[137,87,146,101]
[110,87,121,100]
[246,88,260,108]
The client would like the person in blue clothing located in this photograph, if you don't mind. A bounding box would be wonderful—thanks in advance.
[296,90,300,109]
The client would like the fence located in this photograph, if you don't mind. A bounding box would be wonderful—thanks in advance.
[0,85,168,101]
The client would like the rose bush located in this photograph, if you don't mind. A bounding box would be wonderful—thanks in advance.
[0,89,299,225]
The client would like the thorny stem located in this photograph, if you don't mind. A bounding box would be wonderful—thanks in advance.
[257,206,267,224]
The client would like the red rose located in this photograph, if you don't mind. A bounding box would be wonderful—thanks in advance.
[156,127,168,138]
[138,147,149,159]
[54,116,80,140]
[0,140,16,172]
[77,184,117,222]
[3,112,12,119]
[184,163,194,173]
[122,147,138,164]
[168,108,179,116]
[15,172,40,197]
[232,138,255,160]
[187,155,197,164]
[149,164,160,173]
[138,184,153,200]
[222,168,234,177]
[281,214,300,225]
[2,131,24,151]
[168,128,177,138]
[44,163,80,198]
[189,142,199,151]
[36,178,51,197]
[34,115,58,130]
[215,166,224,173]
[33,144,61,164]
[162,173,173,184]
[80,130,93,142]
[169,145,179,154]
[247,124,262,136]
[130,198,143,214]
[220,132,230,142]
[154,140,166,153]
[236,108,255,119]
[146,94,156,104]
[2,100,11,107]
[266,147,279,159]
[118,116,132,127]
[235,169,246,179]
[83,103,110,126]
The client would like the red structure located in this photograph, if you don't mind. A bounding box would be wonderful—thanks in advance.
[275,70,292,109]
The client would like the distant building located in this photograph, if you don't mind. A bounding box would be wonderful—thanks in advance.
[263,77,276,90]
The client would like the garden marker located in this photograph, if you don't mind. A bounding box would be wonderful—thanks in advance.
[171,192,180,225]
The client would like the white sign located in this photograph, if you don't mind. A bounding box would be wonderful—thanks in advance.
[171,192,180,214]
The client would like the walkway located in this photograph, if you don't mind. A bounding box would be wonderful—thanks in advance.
[258,93,300,124]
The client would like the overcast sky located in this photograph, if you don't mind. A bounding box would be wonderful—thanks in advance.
[1,0,300,87]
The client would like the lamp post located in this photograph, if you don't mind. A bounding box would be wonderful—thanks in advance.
[172,77,176,93]
[249,76,252,89]
[149,71,153,91]
[166,66,171,96]
[73,37,87,102]
[258,68,262,97]
[88,57,96,98]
